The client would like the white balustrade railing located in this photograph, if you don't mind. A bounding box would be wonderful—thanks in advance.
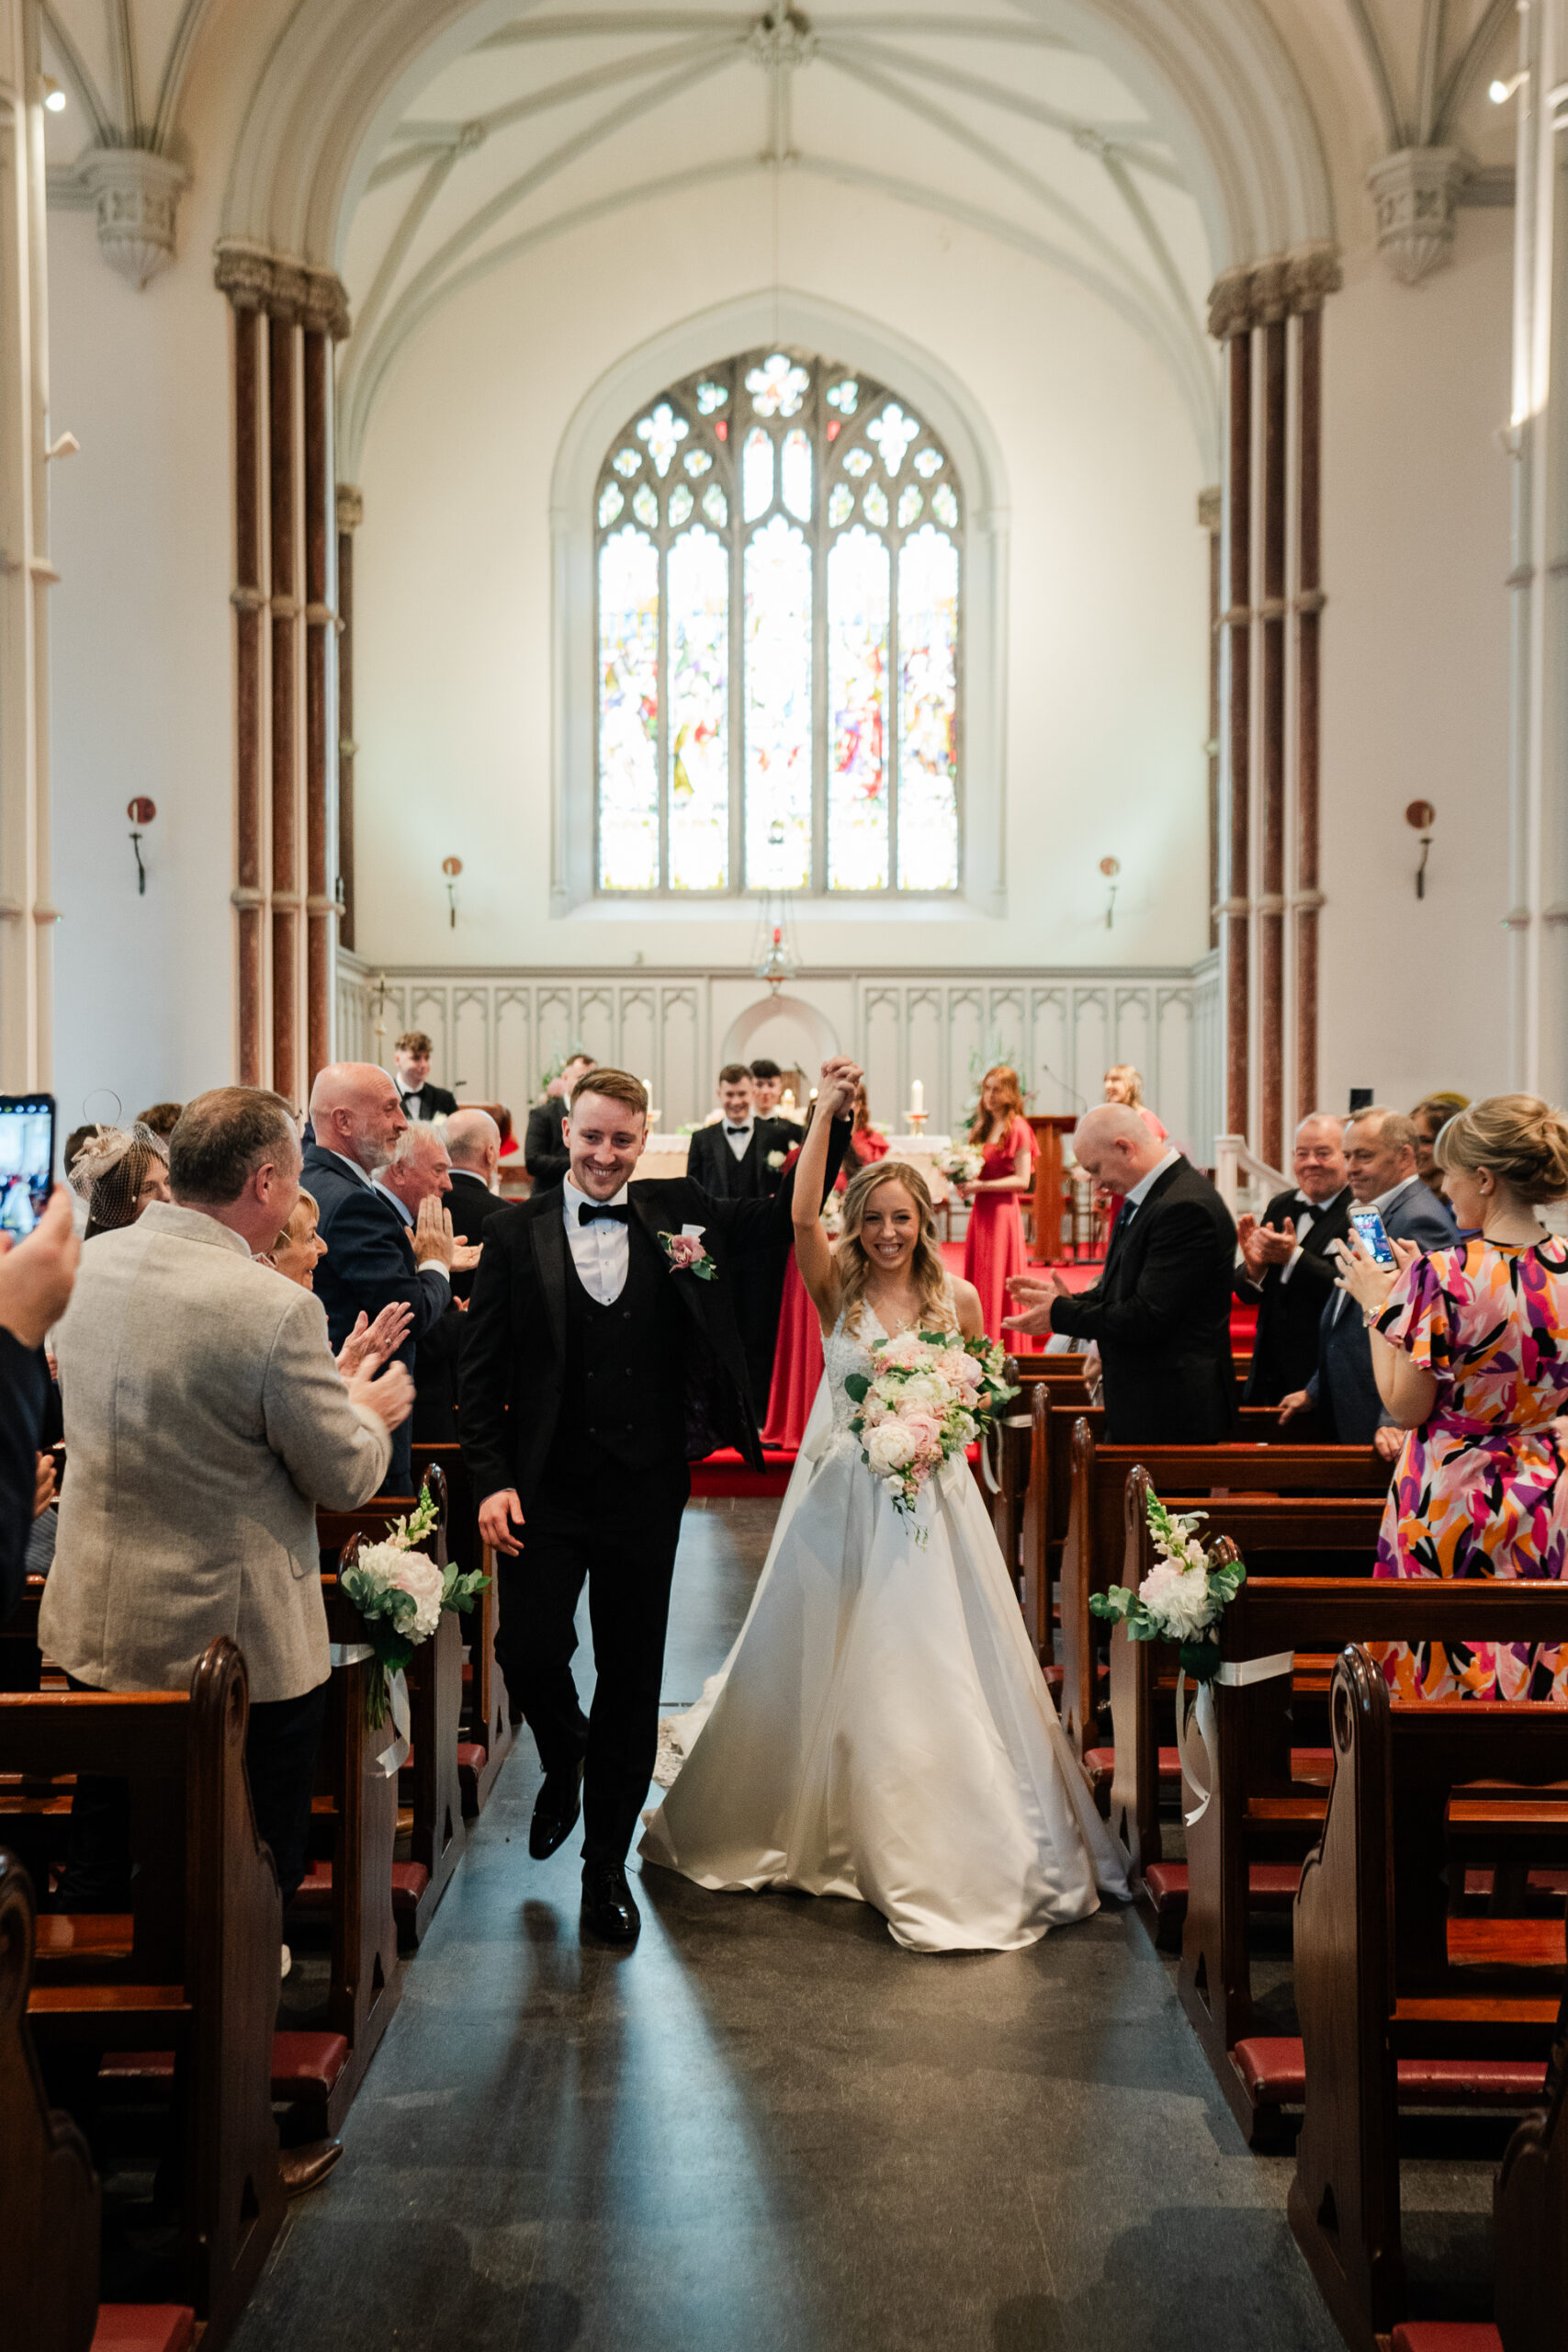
[1213,1134,1291,1222]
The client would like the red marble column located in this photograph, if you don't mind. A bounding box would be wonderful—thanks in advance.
[336,486,362,956]
[268,306,299,1109]
[1295,304,1325,1118]
[302,318,333,1091]
[1258,314,1288,1169]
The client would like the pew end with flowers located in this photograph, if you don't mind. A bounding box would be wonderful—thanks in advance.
[340,1480,490,1735]
[1089,1490,1246,1680]
[845,1330,1017,1537]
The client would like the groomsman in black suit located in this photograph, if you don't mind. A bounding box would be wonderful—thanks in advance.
[1005,1103,1239,1444]
[525,1054,595,1193]
[1233,1113,1352,1406]
[685,1063,795,1412]
[461,1062,856,1944]
[392,1030,458,1123]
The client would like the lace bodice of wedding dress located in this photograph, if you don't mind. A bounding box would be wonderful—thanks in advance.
[820,1286,955,1436]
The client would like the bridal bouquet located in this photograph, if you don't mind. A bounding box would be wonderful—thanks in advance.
[1089,1488,1246,1682]
[934,1143,985,1185]
[339,1481,490,1731]
[845,1329,1017,1532]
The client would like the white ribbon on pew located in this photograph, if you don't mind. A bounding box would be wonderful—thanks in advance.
[328,1641,373,1668]
[374,1668,412,1780]
[1178,1652,1296,1829]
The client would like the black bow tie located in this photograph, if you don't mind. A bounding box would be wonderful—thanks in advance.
[726,1125,750,1136]
[578,1201,630,1226]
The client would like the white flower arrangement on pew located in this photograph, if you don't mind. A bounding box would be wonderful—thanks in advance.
[340,1480,490,1731]
[934,1143,985,1185]
[845,1331,1017,1538]
[1090,1488,1247,1683]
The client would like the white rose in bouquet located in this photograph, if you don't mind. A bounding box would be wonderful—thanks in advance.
[1138,1558,1215,1644]
[356,1541,444,1640]
[865,1420,919,1475]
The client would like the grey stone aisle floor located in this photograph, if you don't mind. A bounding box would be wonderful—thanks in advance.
[230,1497,1487,2352]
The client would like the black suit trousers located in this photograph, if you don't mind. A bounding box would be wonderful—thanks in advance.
[497,1454,690,1867]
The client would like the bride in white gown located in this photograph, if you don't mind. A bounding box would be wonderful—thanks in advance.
[638,1070,1128,1953]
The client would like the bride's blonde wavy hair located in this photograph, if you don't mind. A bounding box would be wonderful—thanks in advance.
[835,1159,954,1336]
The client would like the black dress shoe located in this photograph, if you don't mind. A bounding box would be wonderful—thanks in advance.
[581,1862,640,1946]
[279,2139,343,2198]
[529,1758,585,1860]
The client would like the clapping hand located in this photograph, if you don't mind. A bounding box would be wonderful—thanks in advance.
[335,1299,414,1380]
[346,1355,414,1432]
[0,1186,80,1348]
[1237,1212,1297,1277]
[32,1452,55,1519]
[451,1240,482,1274]
[1002,1269,1072,1337]
[412,1193,457,1269]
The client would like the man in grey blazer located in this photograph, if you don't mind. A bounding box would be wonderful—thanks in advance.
[40,1087,412,1913]
[1280,1104,1458,1453]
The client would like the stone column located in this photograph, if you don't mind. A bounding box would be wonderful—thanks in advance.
[1504,0,1568,1102]
[0,4,57,1090]
[1199,484,1221,955]
[336,485,362,956]
[1208,243,1339,1167]
[216,243,350,1098]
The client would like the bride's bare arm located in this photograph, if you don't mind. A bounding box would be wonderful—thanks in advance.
[951,1276,985,1341]
[795,1066,855,1323]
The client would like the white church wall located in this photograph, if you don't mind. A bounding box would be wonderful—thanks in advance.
[350,169,1214,987]
[1316,210,1516,1120]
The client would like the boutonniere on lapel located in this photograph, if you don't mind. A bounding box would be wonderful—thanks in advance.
[767,1149,786,1170]
[661,1226,716,1282]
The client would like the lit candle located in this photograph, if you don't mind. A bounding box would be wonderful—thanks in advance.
[910,1079,924,1116]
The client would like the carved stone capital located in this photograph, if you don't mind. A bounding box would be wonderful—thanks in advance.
[213,239,353,336]
[81,149,190,290]
[1366,147,1467,287]
[1197,484,1222,533]
[1206,241,1343,339]
[336,484,365,533]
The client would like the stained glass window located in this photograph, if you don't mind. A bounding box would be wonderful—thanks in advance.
[592,347,962,892]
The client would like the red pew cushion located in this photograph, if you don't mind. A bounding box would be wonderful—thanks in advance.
[271,2031,348,2101]
[291,1860,429,1917]
[92,2308,197,2352]
[1233,2038,1550,2110]
[1391,2330,1502,2352]
[456,1742,486,1777]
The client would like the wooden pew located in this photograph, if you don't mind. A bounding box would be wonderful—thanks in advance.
[315,1470,468,1935]
[410,1440,514,1811]
[1176,1576,1568,2149]
[0,1640,285,2341]
[1057,1428,1388,1756]
[1290,1644,1568,2351]
[2,1848,202,2352]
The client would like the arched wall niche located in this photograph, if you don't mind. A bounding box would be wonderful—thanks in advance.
[548,287,1010,923]
[720,995,841,1072]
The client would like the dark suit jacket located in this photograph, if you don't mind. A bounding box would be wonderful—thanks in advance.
[1050,1157,1239,1443]
[398,1082,458,1122]
[460,1125,850,1508]
[525,1101,570,1192]
[445,1167,510,1303]
[302,1144,451,1489]
[1235,1185,1353,1406]
[684,1116,794,1201]
[0,1329,48,1626]
[412,1167,511,1439]
[1305,1177,1459,1441]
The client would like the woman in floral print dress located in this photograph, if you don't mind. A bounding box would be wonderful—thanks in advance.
[1337,1094,1568,1702]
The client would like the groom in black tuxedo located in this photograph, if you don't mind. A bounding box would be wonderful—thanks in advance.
[460,1059,857,1945]
[684,1061,795,1413]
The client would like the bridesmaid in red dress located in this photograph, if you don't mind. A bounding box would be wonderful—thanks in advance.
[960,1067,1038,1348]
[763,1089,890,1448]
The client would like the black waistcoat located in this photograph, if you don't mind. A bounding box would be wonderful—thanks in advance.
[547,1218,688,1479]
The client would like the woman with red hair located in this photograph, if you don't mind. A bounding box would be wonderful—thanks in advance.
[960,1066,1037,1347]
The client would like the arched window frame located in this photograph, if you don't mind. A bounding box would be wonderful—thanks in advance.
[551,294,1009,921]
[593,348,963,899]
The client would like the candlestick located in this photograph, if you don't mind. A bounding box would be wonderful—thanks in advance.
[910,1078,924,1117]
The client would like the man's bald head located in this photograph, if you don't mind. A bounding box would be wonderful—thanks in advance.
[1072,1102,1170,1195]
[308,1060,406,1174]
[446,1107,501,1181]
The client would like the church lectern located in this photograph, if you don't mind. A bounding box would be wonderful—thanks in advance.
[1027,1114,1079,1266]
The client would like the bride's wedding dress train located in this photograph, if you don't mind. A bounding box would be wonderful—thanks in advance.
[639,1299,1129,1952]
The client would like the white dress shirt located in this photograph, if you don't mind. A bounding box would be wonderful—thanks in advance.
[1119,1147,1180,1225]
[723,1117,755,1161]
[563,1173,632,1305]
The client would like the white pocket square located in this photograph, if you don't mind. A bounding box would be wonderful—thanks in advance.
[681,1223,706,1240]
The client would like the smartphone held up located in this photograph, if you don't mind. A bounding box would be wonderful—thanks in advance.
[0,1092,56,1240]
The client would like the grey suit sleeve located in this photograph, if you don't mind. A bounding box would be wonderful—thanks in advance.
[261,1286,393,1510]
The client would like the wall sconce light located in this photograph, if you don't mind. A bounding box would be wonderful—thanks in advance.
[127,797,155,895]
[442,855,463,928]
[1405,799,1435,899]
[1489,70,1527,103]
[45,431,78,461]
[41,76,66,113]
[1099,854,1120,930]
